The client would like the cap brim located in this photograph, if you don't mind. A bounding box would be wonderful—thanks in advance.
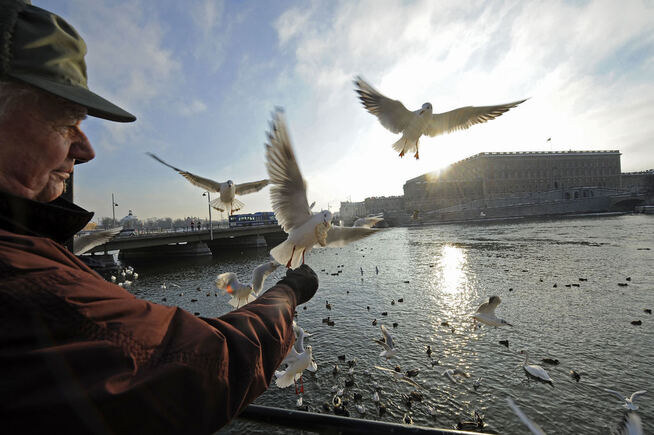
[9,72,136,122]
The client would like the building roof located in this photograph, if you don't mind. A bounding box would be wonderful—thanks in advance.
[406,150,622,185]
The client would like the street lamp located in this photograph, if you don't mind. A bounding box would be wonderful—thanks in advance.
[111,193,119,227]
[202,192,213,240]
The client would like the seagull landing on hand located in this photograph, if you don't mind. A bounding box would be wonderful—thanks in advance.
[604,389,647,411]
[146,152,268,215]
[265,109,381,268]
[354,76,526,159]
[473,295,512,327]
[373,324,397,359]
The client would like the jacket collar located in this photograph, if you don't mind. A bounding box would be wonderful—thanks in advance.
[0,190,94,244]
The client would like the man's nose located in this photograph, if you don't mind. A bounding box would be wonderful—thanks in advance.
[70,127,95,164]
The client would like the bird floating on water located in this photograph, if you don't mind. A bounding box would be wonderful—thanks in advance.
[354,76,526,159]
[519,351,553,384]
[442,368,471,384]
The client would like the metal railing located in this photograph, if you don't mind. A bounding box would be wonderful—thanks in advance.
[237,405,482,435]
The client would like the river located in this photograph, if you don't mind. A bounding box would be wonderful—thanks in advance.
[127,214,653,434]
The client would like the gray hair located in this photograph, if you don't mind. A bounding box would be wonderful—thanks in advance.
[0,79,41,120]
[0,79,87,122]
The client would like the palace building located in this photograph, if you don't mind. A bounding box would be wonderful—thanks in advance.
[404,150,623,212]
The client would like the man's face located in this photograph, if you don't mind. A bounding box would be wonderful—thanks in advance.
[0,91,95,202]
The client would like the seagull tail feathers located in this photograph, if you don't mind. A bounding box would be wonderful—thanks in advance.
[391,137,417,154]
[274,369,297,388]
[270,240,303,268]
[231,197,245,213]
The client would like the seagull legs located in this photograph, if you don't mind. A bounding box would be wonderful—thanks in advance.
[414,142,419,159]
[399,150,405,158]
[286,246,296,268]
[302,249,306,264]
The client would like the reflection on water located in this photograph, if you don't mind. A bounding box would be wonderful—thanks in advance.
[127,215,654,434]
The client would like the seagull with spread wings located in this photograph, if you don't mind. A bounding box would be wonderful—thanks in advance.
[373,324,397,359]
[215,261,279,308]
[604,389,647,411]
[353,214,384,228]
[354,76,527,159]
[146,152,269,215]
[473,295,513,327]
[265,109,380,268]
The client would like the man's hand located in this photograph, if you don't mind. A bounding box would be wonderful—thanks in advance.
[277,264,318,305]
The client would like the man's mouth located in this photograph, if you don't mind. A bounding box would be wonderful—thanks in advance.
[53,170,71,180]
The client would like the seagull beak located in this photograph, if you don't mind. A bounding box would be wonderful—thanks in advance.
[226,285,233,294]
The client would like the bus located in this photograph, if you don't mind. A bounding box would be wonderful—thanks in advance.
[228,212,278,228]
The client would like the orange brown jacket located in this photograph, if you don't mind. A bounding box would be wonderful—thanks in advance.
[0,191,296,434]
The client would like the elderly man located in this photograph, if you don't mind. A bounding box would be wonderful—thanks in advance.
[0,2,318,434]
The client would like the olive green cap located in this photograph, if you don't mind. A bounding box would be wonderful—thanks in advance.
[0,0,136,122]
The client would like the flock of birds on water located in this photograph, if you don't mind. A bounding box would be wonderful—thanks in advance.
[81,76,649,434]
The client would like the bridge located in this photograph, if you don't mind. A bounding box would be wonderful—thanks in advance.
[85,225,287,261]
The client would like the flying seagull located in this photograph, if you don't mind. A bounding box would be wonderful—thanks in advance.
[265,109,380,268]
[604,389,647,411]
[353,214,384,228]
[473,295,512,327]
[354,76,526,159]
[146,152,269,215]
[373,324,398,359]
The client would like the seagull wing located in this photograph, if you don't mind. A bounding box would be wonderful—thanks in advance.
[380,324,394,349]
[251,261,279,296]
[353,216,384,228]
[354,76,413,134]
[265,110,312,232]
[373,339,391,352]
[73,227,122,255]
[399,376,425,390]
[324,226,379,248]
[604,388,626,401]
[215,272,241,291]
[147,152,223,192]
[506,398,547,435]
[630,390,647,402]
[477,297,500,314]
[235,179,269,195]
[424,99,527,137]
[373,365,396,374]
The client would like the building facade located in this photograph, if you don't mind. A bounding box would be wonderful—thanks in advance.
[404,150,622,212]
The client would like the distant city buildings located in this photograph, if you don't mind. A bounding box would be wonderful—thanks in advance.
[339,149,654,225]
[404,150,624,212]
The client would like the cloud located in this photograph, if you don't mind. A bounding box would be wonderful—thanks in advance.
[269,0,654,210]
[178,99,208,116]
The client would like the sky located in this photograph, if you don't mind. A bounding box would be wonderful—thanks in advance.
[41,0,654,223]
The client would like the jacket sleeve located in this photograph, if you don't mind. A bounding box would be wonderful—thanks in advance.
[0,235,299,434]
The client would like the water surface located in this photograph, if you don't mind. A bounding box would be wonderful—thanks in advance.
[129,214,654,434]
